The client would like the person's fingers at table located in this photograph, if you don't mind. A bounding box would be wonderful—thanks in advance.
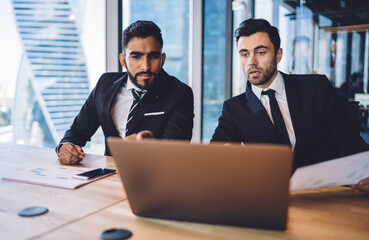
[124,133,138,141]
[58,143,83,165]
[350,176,369,193]
[74,145,85,158]
[136,130,154,140]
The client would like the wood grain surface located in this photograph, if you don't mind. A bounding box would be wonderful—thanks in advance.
[0,142,368,239]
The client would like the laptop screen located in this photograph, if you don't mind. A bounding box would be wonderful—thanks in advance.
[108,138,293,230]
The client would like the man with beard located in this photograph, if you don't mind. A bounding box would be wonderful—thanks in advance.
[56,20,194,165]
[211,18,369,192]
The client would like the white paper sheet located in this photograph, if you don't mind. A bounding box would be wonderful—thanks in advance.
[290,150,369,191]
[2,165,97,190]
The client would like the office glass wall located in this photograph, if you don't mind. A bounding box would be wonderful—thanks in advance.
[202,0,227,142]
[238,0,369,98]
[0,0,105,154]
[123,0,189,85]
[2,0,368,148]
[233,0,369,137]
[232,0,253,96]
[121,0,228,142]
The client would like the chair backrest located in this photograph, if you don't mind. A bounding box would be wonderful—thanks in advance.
[346,100,360,134]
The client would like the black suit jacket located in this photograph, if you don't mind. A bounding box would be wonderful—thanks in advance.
[211,72,369,170]
[60,69,194,155]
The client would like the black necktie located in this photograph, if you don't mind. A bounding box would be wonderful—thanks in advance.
[261,89,291,145]
[126,89,144,134]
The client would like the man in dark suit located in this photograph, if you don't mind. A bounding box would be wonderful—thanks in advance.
[211,18,369,192]
[56,20,194,164]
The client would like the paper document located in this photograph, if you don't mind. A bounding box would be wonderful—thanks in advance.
[290,150,369,191]
[1,165,107,190]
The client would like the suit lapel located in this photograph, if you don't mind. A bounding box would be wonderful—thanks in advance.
[104,74,127,135]
[282,72,301,145]
[125,90,159,136]
[245,81,279,140]
[125,70,166,136]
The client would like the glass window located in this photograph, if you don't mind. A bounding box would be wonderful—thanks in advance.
[0,0,105,154]
[232,0,253,96]
[278,5,294,73]
[255,0,273,23]
[364,32,369,93]
[316,15,332,81]
[230,0,369,133]
[335,32,348,89]
[292,6,314,74]
[123,0,189,84]
[202,0,227,142]
[0,1,21,139]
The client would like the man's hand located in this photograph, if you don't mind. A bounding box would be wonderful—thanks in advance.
[125,130,155,141]
[351,177,369,193]
[57,142,85,165]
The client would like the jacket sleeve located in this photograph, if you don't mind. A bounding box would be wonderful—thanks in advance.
[211,100,242,143]
[162,85,194,140]
[59,84,101,147]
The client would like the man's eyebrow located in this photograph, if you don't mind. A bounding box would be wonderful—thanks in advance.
[254,45,269,50]
[129,51,144,56]
[239,45,269,53]
[129,51,162,56]
[148,51,162,55]
[239,49,249,53]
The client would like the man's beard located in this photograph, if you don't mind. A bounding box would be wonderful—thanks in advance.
[127,68,156,90]
[247,57,278,86]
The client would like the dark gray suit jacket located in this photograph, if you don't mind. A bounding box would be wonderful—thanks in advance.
[59,69,194,155]
[211,72,369,170]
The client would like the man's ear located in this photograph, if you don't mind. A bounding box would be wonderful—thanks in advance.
[161,52,166,67]
[276,48,283,63]
[119,53,127,69]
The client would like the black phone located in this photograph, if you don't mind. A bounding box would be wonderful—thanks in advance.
[72,168,116,181]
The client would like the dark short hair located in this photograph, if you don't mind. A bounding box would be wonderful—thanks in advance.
[234,18,280,54]
[122,20,163,52]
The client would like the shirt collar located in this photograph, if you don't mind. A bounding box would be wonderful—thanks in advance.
[251,71,285,100]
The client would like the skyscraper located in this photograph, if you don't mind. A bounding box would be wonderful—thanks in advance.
[11,0,90,147]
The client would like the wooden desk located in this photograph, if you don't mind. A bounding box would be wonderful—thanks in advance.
[1,142,369,239]
[0,142,125,239]
[37,188,369,240]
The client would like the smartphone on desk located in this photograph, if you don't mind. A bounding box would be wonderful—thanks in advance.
[72,168,116,181]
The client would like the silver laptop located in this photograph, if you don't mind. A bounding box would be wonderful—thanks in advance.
[107,138,292,230]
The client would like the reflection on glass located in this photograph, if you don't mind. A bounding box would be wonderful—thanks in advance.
[293,5,313,74]
[202,0,227,142]
[10,0,91,148]
[351,32,361,75]
[316,15,332,83]
[364,32,369,93]
[0,0,105,154]
[278,5,293,73]
[126,0,189,84]
[335,32,348,89]
[232,0,253,96]
[255,0,273,24]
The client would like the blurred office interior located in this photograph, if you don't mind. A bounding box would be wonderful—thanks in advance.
[0,0,368,153]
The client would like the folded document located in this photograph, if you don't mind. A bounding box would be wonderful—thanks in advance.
[2,165,99,190]
[290,150,369,191]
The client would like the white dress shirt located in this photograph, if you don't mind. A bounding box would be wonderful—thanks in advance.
[251,71,296,149]
[110,79,146,138]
